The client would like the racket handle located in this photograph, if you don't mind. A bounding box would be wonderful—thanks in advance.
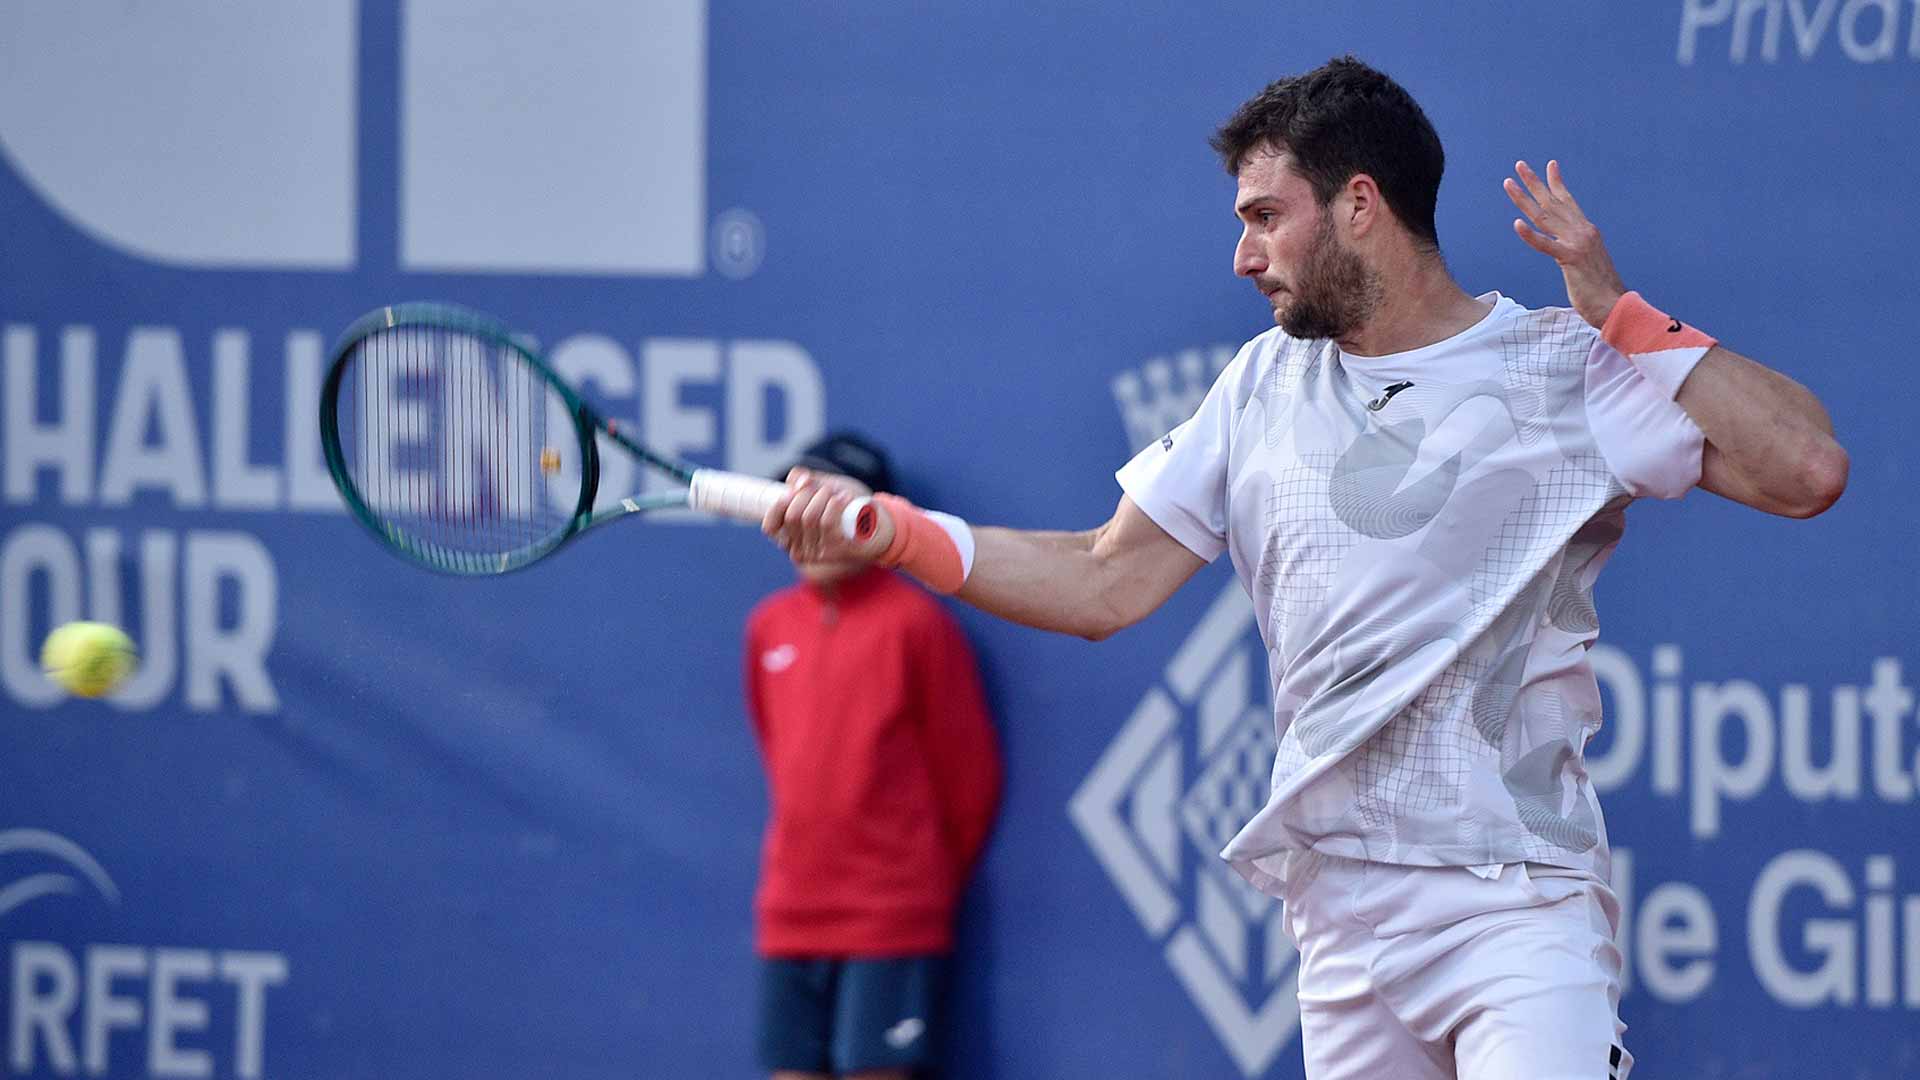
[688,469,787,522]
[688,469,864,540]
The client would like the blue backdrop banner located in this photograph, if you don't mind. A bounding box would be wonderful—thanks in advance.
[2,2,1915,1077]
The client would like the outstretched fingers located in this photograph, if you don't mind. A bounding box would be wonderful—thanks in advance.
[1502,157,1625,328]
[1511,216,1561,257]
[1503,177,1543,221]
[1505,158,1604,258]
[1543,160,1586,215]
[1505,167,1563,257]
[1506,161,1560,224]
[1514,159,1554,210]
[1510,159,1594,232]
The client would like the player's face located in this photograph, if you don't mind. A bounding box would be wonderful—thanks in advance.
[1232,150,1380,340]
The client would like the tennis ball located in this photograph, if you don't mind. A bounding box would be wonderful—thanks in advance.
[40,621,137,698]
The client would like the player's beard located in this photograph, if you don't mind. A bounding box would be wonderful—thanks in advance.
[1276,209,1382,341]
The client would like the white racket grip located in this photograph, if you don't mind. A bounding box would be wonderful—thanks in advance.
[690,469,863,539]
[688,469,786,523]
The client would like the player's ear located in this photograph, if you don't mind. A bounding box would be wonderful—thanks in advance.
[1342,173,1380,239]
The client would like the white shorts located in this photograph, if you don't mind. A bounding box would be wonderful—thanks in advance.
[1281,852,1632,1080]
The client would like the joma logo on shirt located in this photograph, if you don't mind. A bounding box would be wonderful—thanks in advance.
[761,644,798,672]
[1365,380,1415,411]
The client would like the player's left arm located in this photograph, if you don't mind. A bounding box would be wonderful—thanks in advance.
[1505,159,1849,518]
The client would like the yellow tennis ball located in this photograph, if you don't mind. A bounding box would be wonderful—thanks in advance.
[40,621,137,699]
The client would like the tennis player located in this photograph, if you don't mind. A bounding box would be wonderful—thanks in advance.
[764,56,1847,1080]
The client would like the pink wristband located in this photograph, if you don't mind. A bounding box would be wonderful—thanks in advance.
[1600,291,1716,354]
[872,493,969,595]
[1600,291,1717,399]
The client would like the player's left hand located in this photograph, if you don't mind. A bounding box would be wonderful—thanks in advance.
[1504,160,1625,330]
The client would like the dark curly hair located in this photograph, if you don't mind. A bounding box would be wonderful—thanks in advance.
[1210,56,1445,253]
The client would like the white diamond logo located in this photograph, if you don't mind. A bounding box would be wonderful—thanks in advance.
[1069,580,1301,1077]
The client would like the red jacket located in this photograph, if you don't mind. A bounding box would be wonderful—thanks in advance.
[744,568,1001,957]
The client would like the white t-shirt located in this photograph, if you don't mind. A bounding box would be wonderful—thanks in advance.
[1117,293,1706,894]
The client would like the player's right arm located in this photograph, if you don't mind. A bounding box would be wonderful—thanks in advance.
[771,340,1250,639]
[954,496,1207,640]
[764,478,1207,641]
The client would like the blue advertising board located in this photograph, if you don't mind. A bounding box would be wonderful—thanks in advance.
[2,2,1916,1076]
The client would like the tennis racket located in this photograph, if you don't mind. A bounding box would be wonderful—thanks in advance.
[319,302,832,575]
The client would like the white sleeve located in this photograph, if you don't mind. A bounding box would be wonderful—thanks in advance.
[1583,338,1707,500]
[1113,343,1255,561]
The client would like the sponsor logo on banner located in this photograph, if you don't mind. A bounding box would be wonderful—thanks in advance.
[0,2,825,714]
[1076,351,1298,1078]
[0,324,824,713]
[0,828,289,1079]
[0,2,710,273]
[1677,0,1920,64]
[1589,648,1920,1013]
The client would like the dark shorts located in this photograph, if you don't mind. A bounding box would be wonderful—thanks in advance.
[757,955,948,1075]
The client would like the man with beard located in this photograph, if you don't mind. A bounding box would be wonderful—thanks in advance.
[763,56,1847,1079]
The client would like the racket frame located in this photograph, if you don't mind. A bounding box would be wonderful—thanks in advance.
[320,302,711,575]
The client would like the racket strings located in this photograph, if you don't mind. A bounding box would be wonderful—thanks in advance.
[333,326,585,571]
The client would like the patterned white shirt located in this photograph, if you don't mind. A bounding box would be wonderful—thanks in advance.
[1118,293,1707,893]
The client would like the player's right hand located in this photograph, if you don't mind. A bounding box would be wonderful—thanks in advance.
[763,468,881,564]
